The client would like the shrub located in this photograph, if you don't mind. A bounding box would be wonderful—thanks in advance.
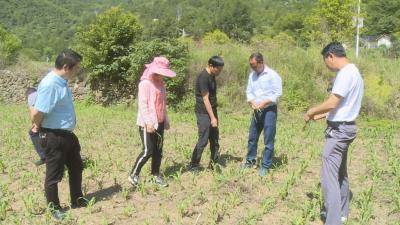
[272,32,296,47]
[203,30,231,45]
[0,26,22,67]
[74,7,142,104]
[75,7,189,106]
[250,34,273,46]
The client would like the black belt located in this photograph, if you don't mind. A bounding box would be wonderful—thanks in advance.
[327,121,355,127]
[254,104,277,112]
[41,128,72,134]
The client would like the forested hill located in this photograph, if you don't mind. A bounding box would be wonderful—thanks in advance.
[0,0,129,58]
[0,0,316,58]
[0,0,399,60]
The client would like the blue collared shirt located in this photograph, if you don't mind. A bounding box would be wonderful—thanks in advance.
[246,65,282,105]
[34,71,76,131]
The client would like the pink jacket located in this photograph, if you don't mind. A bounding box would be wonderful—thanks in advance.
[136,65,169,130]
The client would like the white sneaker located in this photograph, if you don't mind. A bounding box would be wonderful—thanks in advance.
[128,174,139,186]
[153,175,168,187]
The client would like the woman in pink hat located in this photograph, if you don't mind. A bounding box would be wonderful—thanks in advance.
[128,56,176,188]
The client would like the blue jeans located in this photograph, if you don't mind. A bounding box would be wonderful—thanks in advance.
[246,105,277,169]
[29,129,46,160]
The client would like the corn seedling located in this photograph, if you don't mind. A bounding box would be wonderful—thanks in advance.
[356,185,374,224]
[22,193,43,215]
[120,186,130,200]
[0,198,9,220]
[86,197,96,214]
[261,197,275,214]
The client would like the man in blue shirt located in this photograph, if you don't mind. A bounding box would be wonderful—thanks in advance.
[241,52,282,177]
[304,42,363,225]
[31,49,87,219]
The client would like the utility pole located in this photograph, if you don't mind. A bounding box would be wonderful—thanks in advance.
[176,5,183,38]
[355,0,361,58]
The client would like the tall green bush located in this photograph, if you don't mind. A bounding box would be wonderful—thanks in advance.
[0,26,22,66]
[203,30,231,45]
[75,7,188,105]
[74,7,142,104]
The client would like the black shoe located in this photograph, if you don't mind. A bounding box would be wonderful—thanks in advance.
[71,197,89,209]
[240,160,257,170]
[187,164,200,175]
[34,158,45,166]
[50,207,67,220]
[320,211,326,222]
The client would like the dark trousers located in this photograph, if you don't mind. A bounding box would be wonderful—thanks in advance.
[246,105,277,169]
[131,123,164,176]
[191,112,219,167]
[29,129,46,160]
[40,130,83,208]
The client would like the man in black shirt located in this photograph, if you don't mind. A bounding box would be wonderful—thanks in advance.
[189,56,224,173]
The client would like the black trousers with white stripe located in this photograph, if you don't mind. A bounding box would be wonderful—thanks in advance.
[130,122,164,176]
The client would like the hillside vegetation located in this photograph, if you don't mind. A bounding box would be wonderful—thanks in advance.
[1,0,399,59]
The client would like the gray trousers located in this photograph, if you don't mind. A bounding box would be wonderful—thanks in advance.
[321,123,356,225]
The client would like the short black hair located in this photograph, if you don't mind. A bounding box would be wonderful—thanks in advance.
[249,52,263,63]
[208,56,224,67]
[321,42,346,58]
[55,49,82,70]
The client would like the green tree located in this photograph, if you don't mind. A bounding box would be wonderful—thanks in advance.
[303,0,357,44]
[365,0,400,35]
[75,7,189,105]
[273,13,305,38]
[0,26,22,66]
[203,30,230,45]
[74,7,142,104]
[214,0,255,42]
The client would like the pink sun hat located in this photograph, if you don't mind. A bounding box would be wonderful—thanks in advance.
[148,56,176,78]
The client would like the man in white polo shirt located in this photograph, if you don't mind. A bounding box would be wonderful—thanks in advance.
[304,42,364,225]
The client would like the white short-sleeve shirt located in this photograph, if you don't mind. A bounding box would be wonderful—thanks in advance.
[327,64,364,122]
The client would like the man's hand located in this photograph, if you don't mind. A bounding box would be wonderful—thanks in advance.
[202,92,218,128]
[258,101,270,110]
[313,113,328,121]
[304,94,342,123]
[31,124,39,133]
[249,100,259,110]
[211,117,218,128]
[146,123,156,133]
[30,108,43,128]
[303,109,314,123]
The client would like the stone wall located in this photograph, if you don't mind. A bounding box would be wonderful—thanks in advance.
[0,69,89,104]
